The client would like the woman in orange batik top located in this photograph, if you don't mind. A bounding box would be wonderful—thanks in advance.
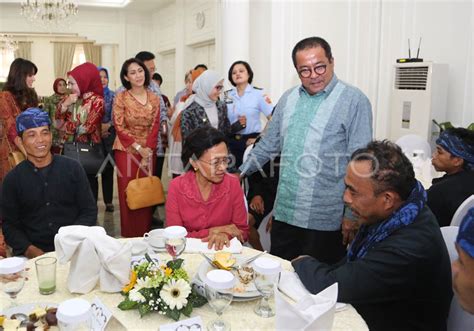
[113,58,161,237]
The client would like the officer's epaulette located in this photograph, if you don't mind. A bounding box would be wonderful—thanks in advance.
[253,86,263,90]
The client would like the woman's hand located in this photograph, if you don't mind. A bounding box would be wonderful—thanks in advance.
[101,123,111,138]
[203,232,231,251]
[250,195,265,215]
[63,94,78,107]
[210,224,244,242]
[138,146,153,172]
[238,115,247,128]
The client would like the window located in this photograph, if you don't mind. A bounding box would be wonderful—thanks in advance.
[71,44,86,70]
[0,48,14,82]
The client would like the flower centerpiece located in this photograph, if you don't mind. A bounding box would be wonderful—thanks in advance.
[118,255,207,321]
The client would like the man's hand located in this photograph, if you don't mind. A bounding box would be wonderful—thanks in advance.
[341,218,359,246]
[250,195,265,215]
[24,245,44,259]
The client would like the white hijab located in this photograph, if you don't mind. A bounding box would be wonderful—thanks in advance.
[192,70,223,109]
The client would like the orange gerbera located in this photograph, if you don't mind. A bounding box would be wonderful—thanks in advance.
[122,270,137,293]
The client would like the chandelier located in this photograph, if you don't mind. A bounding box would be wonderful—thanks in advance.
[0,34,19,52]
[20,0,79,27]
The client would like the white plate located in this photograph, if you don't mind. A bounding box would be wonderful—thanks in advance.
[197,259,261,300]
[2,302,57,318]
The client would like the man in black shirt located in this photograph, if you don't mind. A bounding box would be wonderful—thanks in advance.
[292,140,452,331]
[2,108,97,258]
[427,128,474,226]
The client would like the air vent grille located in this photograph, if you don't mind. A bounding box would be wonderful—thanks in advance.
[395,66,429,90]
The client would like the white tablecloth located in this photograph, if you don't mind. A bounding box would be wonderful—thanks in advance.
[1,246,368,330]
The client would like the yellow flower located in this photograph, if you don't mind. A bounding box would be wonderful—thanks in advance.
[165,267,173,277]
[122,271,137,293]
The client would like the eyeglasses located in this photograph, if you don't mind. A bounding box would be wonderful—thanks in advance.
[199,156,232,167]
[298,64,327,78]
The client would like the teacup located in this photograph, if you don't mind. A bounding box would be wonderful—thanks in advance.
[143,229,165,248]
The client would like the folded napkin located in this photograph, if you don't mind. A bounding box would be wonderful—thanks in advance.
[54,225,132,294]
[184,237,242,253]
[276,271,337,330]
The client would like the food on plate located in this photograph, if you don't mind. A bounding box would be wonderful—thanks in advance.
[237,266,255,285]
[213,252,236,270]
[0,306,58,331]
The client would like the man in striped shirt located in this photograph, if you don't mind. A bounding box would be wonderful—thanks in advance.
[240,36,373,264]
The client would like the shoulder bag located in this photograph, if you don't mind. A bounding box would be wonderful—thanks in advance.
[62,133,104,175]
[126,169,165,210]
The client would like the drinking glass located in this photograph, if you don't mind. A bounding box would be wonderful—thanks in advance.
[205,284,233,331]
[165,237,186,261]
[254,272,279,317]
[0,269,25,307]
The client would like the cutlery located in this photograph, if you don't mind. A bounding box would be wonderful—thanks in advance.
[199,252,219,269]
[238,250,267,267]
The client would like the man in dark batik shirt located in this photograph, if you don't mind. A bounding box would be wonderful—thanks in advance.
[2,108,97,258]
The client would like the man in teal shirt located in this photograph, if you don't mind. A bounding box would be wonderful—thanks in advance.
[240,36,373,263]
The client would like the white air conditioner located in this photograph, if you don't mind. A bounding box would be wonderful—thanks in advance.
[389,62,449,148]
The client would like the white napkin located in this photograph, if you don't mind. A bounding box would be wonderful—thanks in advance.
[184,237,242,253]
[54,225,132,294]
[276,271,337,331]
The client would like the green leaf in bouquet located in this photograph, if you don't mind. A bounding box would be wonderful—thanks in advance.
[468,123,474,131]
[167,258,184,270]
[182,300,193,317]
[190,291,207,308]
[118,297,138,310]
[166,308,181,321]
[138,303,152,317]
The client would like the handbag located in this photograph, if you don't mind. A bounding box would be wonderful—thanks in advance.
[126,169,165,210]
[62,136,104,175]
[6,138,25,168]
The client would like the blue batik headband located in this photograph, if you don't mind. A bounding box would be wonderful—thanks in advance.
[436,130,474,170]
[457,207,474,259]
[16,107,51,134]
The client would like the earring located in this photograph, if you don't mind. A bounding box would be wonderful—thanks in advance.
[194,167,198,172]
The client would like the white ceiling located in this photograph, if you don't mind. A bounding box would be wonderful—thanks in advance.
[0,0,174,11]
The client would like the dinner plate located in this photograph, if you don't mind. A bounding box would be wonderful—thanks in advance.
[197,259,261,300]
[2,302,57,318]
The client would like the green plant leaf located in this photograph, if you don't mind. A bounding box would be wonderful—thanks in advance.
[467,123,474,131]
[167,259,184,270]
[182,300,193,317]
[138,303,152,317]
[191,291,207,308]
[166,308,181,321]
[118,297,138,310]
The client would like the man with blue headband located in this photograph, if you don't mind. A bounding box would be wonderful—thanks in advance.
[453,207,474,314]
[292,140,452,331]
[427,128,474,226]
[1,108,97,258]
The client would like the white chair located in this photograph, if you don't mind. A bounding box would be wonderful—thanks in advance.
[440,226,474,331]
[395,134,432,160]
[451,195,474,226]
[257,212,272,252]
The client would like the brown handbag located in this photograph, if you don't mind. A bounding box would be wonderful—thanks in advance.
[6,138,25,168]
[125,169,165,210]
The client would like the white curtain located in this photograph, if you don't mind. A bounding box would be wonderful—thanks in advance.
[53,42,76,79]
[83,43,102,66]
[14,42,32,60]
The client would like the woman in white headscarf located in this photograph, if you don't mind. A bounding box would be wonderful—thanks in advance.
[180,70,243,141]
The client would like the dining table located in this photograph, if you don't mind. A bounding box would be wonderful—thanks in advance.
[0,241,369,330]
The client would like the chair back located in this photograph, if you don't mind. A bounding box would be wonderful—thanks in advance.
[395,134,431,160]
[451,195,474,226]
[440,226,474,330]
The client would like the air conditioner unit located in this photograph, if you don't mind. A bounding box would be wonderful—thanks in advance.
[389,62,449,148]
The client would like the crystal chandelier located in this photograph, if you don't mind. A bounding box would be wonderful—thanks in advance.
[0,34,19,52]
[20,0,79,27]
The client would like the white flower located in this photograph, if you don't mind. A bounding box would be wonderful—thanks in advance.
[129,288,146,303]
[136,276,153,289]
[160,279,191,310]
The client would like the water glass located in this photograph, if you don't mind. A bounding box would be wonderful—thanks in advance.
[0,257,26,307]
[164,226,187,261]
[205,284,233,331]
[35,256,57,295]
[252,257,281,318]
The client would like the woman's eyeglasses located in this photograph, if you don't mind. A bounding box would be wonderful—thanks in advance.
[199,156,232,167]
[298,64,327,78]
